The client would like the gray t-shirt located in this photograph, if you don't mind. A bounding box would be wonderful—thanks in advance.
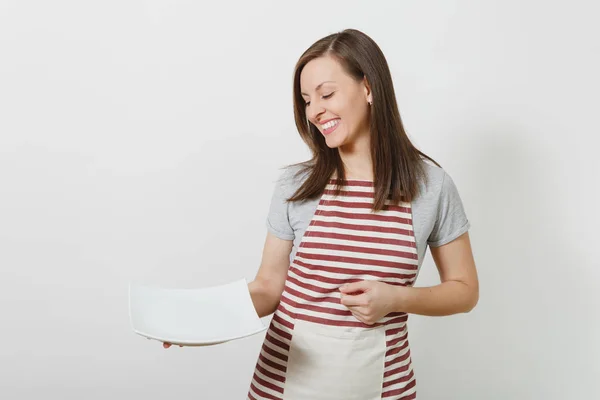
[265,160,470,275]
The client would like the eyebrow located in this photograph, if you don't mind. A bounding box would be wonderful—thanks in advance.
[301,81,336,96]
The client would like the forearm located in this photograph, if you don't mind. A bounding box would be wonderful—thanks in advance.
[248,279,280,318]
[393,280,479,317]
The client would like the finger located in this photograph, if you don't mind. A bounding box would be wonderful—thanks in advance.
[346,305,365,317]
[346,304,370,317]
[339,280,372,294]
[347,308,367,323]
[340,293,367,307]
[349,308,377,325]
[346,303,366,311]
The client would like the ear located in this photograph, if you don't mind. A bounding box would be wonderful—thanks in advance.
[363,75,373,103]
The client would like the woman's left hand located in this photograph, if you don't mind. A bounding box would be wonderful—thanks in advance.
[339,280,402,325]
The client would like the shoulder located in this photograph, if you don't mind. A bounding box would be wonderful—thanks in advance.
[413,158,465,209]
[416,159,447,198]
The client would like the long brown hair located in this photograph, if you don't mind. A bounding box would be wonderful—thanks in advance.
[286,28,440,211]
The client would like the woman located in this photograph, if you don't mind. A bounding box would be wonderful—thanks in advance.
[245,28,478,399]
[169,28,479,399]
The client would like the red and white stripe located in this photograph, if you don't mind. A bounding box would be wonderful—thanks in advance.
[249,179,419,399]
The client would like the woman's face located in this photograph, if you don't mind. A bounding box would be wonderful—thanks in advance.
[300,55,372,150]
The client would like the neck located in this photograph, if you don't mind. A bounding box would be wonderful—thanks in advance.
[337,132,373,180]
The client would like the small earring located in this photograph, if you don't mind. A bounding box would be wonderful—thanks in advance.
[368,100,372,106]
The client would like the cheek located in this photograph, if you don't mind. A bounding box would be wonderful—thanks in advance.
[327,98,345,117]
[332,98,356,122]
[349,102,370,127]
[338,102,364,130]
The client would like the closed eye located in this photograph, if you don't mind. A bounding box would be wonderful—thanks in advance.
[305,92,334,107]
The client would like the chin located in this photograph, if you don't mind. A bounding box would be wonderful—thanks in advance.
[324,133,348,149]
[324,139,343,149]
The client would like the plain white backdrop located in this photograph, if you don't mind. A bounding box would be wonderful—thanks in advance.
[1,1,598,398]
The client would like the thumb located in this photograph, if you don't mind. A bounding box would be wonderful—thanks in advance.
[339,280,371,294]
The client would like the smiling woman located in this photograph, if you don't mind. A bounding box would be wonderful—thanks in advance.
[242,28,479,400]
[289,29,442,212]
[234,28,480,399]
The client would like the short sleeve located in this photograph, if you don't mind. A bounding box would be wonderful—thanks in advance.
[427,171,471,247]
[265,169,295,241]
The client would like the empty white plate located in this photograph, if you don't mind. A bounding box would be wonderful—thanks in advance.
[129,278,267,345]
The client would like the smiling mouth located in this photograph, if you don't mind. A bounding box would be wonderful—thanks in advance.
[321,119,340,135]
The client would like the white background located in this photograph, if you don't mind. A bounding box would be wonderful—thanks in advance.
[1,1,598,398]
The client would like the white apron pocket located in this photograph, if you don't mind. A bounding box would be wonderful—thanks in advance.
[283,319,386,400]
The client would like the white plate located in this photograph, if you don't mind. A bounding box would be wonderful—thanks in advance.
[128,278,266,345]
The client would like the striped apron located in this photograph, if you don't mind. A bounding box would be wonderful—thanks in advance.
[248,178,419,400]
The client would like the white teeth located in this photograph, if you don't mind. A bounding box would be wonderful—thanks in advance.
[321,119,339,129]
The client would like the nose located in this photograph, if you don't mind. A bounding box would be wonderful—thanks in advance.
[306,103,326,125]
